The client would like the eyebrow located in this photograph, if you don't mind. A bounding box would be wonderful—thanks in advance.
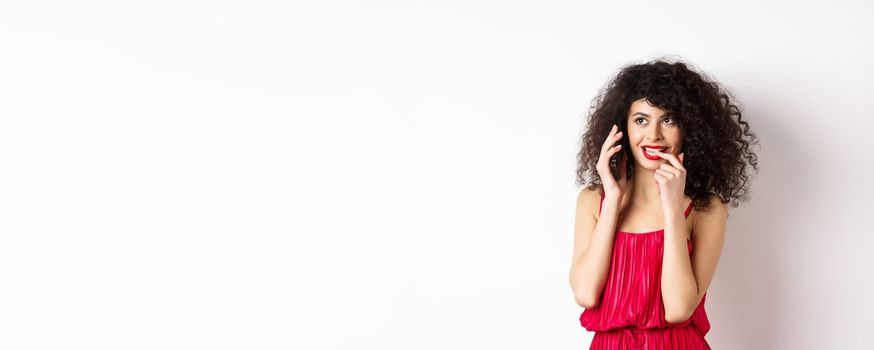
[631,112,671,118]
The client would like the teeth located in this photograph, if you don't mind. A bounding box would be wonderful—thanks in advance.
[643,147,667,154]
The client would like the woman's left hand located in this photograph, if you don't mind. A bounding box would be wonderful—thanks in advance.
[652,150,687,215]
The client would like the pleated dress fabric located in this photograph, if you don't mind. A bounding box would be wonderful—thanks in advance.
[579,191,711,350]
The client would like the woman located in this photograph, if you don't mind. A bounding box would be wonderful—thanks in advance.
[569,58,759,349]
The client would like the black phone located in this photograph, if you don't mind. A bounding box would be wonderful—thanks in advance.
[609,123,629,180]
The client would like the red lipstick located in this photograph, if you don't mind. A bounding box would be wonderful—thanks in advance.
[641,145,668,160]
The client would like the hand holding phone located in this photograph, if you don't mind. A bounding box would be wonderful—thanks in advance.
[597,123,630,198]
[609,124,628,180]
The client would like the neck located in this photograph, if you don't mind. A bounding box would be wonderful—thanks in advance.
[630,166,662,204]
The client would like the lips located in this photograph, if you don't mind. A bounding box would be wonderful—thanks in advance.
[641,145,668,160]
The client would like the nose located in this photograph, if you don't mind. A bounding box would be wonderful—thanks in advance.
[646,124,663,141]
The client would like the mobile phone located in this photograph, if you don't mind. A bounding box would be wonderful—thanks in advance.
[609,123,628,180]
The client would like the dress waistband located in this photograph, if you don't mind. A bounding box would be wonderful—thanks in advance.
[600,325,702,350]
[620,327,645,349]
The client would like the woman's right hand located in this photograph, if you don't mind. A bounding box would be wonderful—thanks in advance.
[596,124,630,198]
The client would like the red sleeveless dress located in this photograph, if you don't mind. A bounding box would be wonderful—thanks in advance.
[579,190,711,349]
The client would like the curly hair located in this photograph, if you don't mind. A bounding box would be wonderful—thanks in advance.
[575,57,760,210]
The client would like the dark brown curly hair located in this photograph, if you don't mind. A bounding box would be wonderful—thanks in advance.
[575,57,760,210]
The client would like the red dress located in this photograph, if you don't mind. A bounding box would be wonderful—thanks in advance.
[579,191,711,350]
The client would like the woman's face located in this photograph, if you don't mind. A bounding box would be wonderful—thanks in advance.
[625,98,683,170]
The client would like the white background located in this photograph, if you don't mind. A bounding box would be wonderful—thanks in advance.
[1,1,873,349]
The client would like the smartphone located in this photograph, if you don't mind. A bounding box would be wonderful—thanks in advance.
[609,123,629,180]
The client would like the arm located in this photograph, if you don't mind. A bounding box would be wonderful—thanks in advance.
[569,188,622,308]
[661,195,728,323]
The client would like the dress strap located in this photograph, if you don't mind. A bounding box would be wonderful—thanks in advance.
[684,199,694,217]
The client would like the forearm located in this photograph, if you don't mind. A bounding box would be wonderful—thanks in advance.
[660,209,698,322]
[570,194,621,307]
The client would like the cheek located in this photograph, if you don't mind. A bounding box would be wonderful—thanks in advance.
[625,129,643,143]
[667,132,682,151]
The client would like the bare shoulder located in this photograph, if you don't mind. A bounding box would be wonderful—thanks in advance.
[691,193,729,232]
[576,185,603,221]
[700,193,729,215]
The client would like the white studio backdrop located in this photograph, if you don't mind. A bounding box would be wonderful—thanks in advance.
[1,1,873,349]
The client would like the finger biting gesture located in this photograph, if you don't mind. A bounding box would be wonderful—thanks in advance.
[652,150,687,215]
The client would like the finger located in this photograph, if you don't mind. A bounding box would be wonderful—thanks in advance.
[599,145,623,167]
[604,124,619,142]
[653,149,685,171]
[659,163,681,176]
[601,131,623,153]
[655,168,673,179]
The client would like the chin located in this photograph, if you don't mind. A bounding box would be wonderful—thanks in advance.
[634,154,669,169]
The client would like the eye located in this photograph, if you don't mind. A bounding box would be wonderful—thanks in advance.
[634,117,646,125]
[663,116,675,124]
